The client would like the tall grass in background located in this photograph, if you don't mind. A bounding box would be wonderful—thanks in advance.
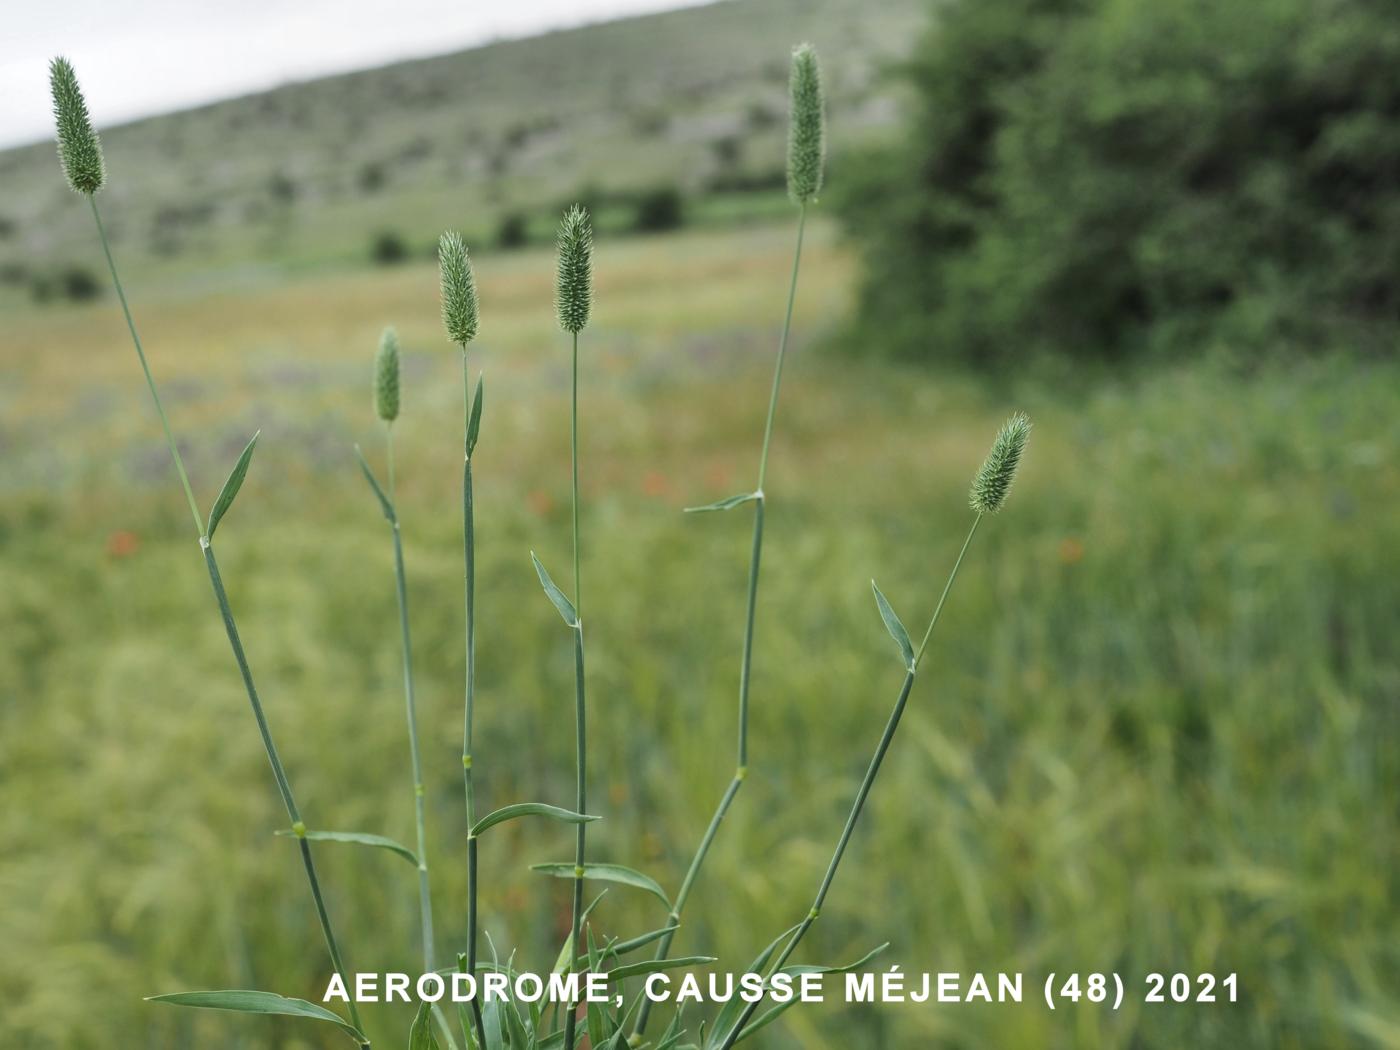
[48,46,1033,1049]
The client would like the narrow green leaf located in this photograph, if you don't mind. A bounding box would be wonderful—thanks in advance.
[466,375,485,457]
[273,828,418,866]
[683,491,760,514]
[481,995,507,1050]
[610,922,680,955]
[206,431,260,540]
[604,956,716,983]
[871,581,915,672]
[530,863,671,910]
[586,925,611,1047]
[732,1000,796,1044]
[778,941,890,978]
[410,1000,442,1050]
[656,1010,685,1050]
[353,444,396,523]
[146,990,362,1042]
[502,989,530,1050]
[552,892,608,975]
[472,802,598,838]
[531,552,578,627]
[709,924,801,1048]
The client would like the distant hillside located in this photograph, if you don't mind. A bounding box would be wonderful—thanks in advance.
[0,0,925,300]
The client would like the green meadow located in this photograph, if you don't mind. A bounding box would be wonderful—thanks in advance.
[2,217,1397,1047]
[3,0,1400,1046]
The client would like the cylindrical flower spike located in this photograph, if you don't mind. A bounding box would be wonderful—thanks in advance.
[970,412,1031,514]
[375,327,401,423]
[786,44,825,205]
[555,205,593,334]
[439,231,479,346]
[49,57,105,195]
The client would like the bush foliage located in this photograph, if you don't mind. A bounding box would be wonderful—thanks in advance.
[839,0,1400,365]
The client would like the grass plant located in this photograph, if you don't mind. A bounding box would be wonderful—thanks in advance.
[48,46,1036,1050]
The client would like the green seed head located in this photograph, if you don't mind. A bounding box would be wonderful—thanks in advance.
[786,44,825,205]
[438,231,479,346]
[969,412,1031,514]
[374,327,401,423]
[49,57,105,195]
[555,205,593,335]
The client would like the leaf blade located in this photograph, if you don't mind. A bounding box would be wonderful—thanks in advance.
[604,955,716,983]
[146,990,362,1042]
[530,862,671,910]
[206,431,260,540]
[466,375,485,457]
[683,491,760,514]
[871,580,915,672]
[409,999,441,1050]
[778,941,890,977]
[471,802,598,838]
[273,828,418,866]
[531,552,578,627]
[353,444,396,523]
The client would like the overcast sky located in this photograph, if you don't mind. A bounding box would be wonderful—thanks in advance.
[0,0,703,148]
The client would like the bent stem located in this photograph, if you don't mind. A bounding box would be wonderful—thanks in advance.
[561,332,589,1050]
[89,196,367,1046]
[384,430,460,1050]
[202,543,368,1045]
[635,204,808,1039]
[716,514,983,1050]
[459,348,488,1050]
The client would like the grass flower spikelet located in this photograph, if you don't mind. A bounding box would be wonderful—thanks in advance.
[374,327,401,423]
[786,44,825,204]
[438,231,479,345]
[49,57,105,195]
[555,205,593,334]
[970,412,1031,514]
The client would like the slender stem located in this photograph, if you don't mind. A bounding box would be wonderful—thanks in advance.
[570,333,582,615]
[89,195,366,1046]
[465,837,485,1050]
[915,514,982,667]
[459,348,487,1050]
[716,515,985,1050]
[90,196,204,537]
[387,427,435,969]
[384,429,459,1050]
[203,543,366,1044]
[735,499,764,767]
[561,330,588,1050]
[756,205,806,491]
[635,204,807,1039]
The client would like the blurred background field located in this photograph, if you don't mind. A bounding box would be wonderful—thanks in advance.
[2,0,1398,1048]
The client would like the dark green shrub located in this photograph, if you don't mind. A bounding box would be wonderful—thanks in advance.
[632,187,684,232]
[838,0,1400,365]
[496,212,529,249]
[370,230,408,265]
[60,265,100,301]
